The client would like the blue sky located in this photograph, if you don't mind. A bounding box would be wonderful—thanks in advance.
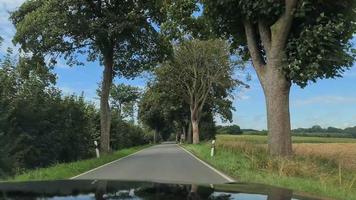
[1,0,356,129]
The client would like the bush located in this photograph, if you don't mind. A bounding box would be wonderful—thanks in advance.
[110,114,148,150]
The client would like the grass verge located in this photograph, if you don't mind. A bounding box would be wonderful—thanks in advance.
[184,135,356,200]
[4,145,150,182]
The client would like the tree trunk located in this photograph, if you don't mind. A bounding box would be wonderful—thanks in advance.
[154,127,159,144]
[187,122,192,144]
[100,56,113,154]
[192,120,199,144]
[182,126,186,143]
[191,107,200,144]
[262,62,292,156]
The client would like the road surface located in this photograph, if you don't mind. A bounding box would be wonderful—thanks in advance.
[72,143,234,184]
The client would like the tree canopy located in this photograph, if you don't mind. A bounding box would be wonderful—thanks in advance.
[11,0,169,74]
[151,39,243,143]
[198,0,356,156]
[203,0,355,87]
[10,0,171,153]
[110,83,141,121]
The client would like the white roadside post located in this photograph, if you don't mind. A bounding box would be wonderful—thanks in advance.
[94,140,100,158]
[211,140,216,157]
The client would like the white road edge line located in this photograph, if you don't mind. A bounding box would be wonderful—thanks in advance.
[178,144,235,183]
[70,146,152,179]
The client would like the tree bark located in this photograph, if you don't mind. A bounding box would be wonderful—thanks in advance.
[191,107,200,144]
[100,55,113,154]
[262,60,292,156]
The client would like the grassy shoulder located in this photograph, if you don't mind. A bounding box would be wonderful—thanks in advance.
[4,145,150,182]
[184,135,356,200]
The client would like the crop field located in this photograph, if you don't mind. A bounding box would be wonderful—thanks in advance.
[185,134,356,200]
[216,134,356,170]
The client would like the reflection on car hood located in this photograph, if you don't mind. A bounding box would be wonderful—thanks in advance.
[0,180,323,200]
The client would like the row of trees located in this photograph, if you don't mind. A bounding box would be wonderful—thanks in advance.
[10,0,356,156]
[138,40,242,143]
[293,125,356,137]
[0,48,148,178]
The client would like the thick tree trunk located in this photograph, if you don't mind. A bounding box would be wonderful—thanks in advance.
[192,120,199,144]
[100,56,113,154]
[244,1,297,156]
[191,107,200,144]
[262,62,292,156]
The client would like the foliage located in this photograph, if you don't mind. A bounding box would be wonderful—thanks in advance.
[202,0,355,87]
[155,39,238,121]
[138,86,174,142]
[216,125,243,135]
[110,111,148,149]
[109,83,141,121]
[138,39,243,142]
[149,39,243,143]
[293,125,356,138]
[0,50,148,178]
[11,0,171,153]
[10,0,169,76]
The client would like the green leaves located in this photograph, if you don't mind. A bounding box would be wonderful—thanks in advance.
[285,3,355,87]
[110,83,141,119]
[11,0,170,77]
[203,0,355,87]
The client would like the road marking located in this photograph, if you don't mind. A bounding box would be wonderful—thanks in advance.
[178,144,235,183]
[70,146,152,179]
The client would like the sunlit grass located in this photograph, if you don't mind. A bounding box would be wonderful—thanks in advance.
[184,135,356,200]
[3,145,150,182]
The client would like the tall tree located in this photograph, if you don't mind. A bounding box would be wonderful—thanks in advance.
[11,0,170,153]
[154,39,239,144]
[110,83,141,121]
[200,0,355,156]
[138,87,170,143]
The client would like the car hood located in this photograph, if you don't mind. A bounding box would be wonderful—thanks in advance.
[0,179,325,200]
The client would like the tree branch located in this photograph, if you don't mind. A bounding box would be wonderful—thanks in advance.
[258,19,271,55]
[270,0,298,52]
[243,20,266,74]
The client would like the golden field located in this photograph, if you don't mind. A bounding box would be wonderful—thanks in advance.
[293,143,356,170]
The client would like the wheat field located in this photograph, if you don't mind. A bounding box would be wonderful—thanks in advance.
[216,134,356,170]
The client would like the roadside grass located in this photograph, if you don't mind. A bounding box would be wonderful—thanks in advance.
[4,145,150,182]
[184,135,356,200]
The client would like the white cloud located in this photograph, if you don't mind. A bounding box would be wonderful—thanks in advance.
[54,59,71,69]
[293,96,356,106]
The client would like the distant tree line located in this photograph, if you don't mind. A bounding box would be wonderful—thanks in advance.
[293,125,356,138]
[0,50,149,179]
[216,124,356,138]
[216,125,243,135]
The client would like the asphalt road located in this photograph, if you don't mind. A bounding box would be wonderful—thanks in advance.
[72,143,234,184]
